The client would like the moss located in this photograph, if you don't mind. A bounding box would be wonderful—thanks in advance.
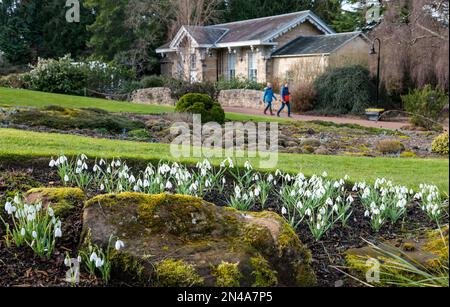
[249,255,278,287]
[110,251,148,283]
[212,262,242,287]
[0,171,40,203]
[402,243,416,252]
[422,226,449,267]
[26,187,85,218]
[400,151,417,158]
[154,259,204,287]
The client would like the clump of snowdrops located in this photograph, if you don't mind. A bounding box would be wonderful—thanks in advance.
[0,195,62,258]
[48,155,448,241]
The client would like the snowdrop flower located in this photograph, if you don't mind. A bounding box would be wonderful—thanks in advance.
[48,207,54,217]
[322,171,328,177]
[244,161,253,170]
[99,159,106,166]
[20,228,26,237]
[115,240,125,251]
[346,195,354,204]
[305,208,312,217]
[64,175,70,182]
[49,159,56,167]
[93,164,101,172]
[100,183,105,191]
[364,210,370,217]
[13,195,20,204]
[89,252,98,262]
[54,227,62,238]
[281,207,287,215]
[267,174,274,183]
[296,201,303,209]
[165,181,173,190]
[95,258,104,268]
[32,231,37,238]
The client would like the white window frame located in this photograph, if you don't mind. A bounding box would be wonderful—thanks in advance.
[248,51,257,82]
[227,53,236,81]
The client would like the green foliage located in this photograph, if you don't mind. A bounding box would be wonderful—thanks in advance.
[127,129,151,140]
[9,106,145,134]
[26,55,133,95]
[314,65,375,115]
[212,262,242,287]
[402,85,448,130]
[176,93,225,124]
[0,0,94,65]
[166,78,218,100]
[216,76,265,91]
[155,259,204,287]
[432,132,449,155]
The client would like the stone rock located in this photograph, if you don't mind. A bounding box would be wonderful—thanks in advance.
[218,89,265,110]
[25,187,85,218]
[82,193,316,287]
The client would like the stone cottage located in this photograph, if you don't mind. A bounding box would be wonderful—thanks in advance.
[156,10,370,84]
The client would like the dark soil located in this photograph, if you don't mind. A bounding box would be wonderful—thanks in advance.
[0,164,445,288]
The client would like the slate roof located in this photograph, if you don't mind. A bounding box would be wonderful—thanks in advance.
[208,11,311,43]
[156,10,335,52]
[183,26,228,45]
[271,32,364,56]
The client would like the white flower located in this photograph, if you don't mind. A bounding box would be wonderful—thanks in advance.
[281,207,287,215]
[364,210,370,217]
[32,231,37,238]
[115,240,125,251]
[49,159,56,167]
[64,175,70,182]
[89,252,98,262]
[20,228,26,237]
[54,227,62,238]
[48,207,54,217]
[165,181,173,190]
[95,258,104,268]
[100,183,105,191]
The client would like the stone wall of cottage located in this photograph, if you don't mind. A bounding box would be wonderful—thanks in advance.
[271,55,329,84]
[131,87,176,106]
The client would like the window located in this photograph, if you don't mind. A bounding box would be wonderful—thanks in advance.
[248,51,257,82]
[190,53,197,70]
[227,53,236,80]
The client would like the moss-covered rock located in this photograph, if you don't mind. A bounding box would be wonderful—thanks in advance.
[82,193,316,287]
[25,187,85,218]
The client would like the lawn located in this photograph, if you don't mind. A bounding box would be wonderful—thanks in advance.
[0,128,448,191]
[0,87,295,123]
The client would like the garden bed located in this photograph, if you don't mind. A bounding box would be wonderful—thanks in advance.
[0,156,448,287]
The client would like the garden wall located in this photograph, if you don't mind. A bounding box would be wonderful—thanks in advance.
[132,87,268,110]
[218,89,266,110]
[131,87,176,106]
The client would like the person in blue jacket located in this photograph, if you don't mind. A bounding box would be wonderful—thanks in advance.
[262,83,278,116]
[277,81,292,117]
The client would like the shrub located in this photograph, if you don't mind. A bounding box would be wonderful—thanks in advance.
[140,75,165,88]
[127,129,151,140]
[402,85,448,130]
[9,107,145,133]
[216,76,265,91]
[0,73,30,89]
[313,65,375,115]
[167,78,218,100]
[176,93,225,124]
[27,55,133,96]
[291,82,316,113]
[376,140,405,154]
[431,132,449,155]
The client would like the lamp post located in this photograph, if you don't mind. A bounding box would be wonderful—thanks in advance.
[369,38,381,106]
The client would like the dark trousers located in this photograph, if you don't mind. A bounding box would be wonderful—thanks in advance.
[277,102,291,116]
[264,102,273,114]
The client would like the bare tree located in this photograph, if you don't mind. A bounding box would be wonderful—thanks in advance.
[369,0,449,93]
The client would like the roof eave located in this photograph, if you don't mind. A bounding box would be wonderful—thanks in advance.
[272,53,330,58]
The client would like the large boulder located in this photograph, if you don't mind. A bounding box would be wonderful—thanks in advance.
[82,193,316,287]
[25,187,85,218]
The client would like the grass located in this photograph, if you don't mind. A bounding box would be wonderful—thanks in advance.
[0,88,312,124]
[0,128,448,191]
[0,87,174,115]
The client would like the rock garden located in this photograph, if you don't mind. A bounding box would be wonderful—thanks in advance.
[0,155,448,287]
